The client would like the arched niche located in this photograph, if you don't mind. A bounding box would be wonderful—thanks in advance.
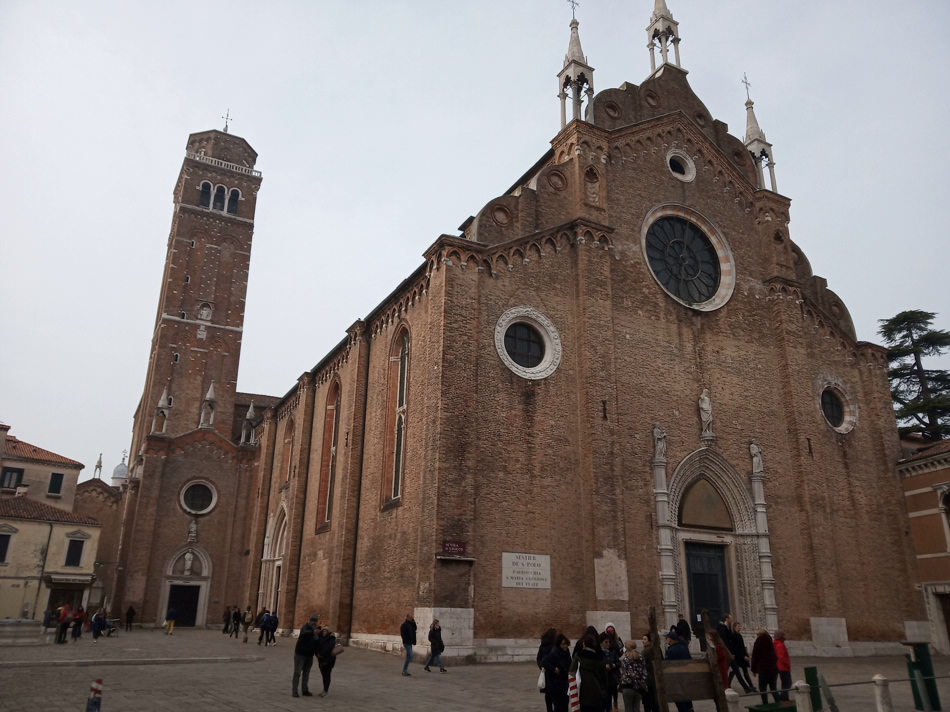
[679,478,733,531]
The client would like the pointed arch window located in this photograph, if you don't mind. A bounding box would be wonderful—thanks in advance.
[227,189,239,215]
[199,181,212,208]
[316,382,341,531]
[212,185,226,211]
[282,418,295,481]
[383,329,410,505]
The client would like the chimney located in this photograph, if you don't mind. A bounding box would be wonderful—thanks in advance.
[15,483,29,498]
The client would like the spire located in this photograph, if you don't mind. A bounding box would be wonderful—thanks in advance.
[742,87,778,193]
[199,381,216,428]
[646,0,682,73]
[245,401,256,420]
[557,18,595,130]
[565,19,586,66]
[204,382,216,402]
[241,401,257,445]
[151,386,171,434]
[157,386,169,409]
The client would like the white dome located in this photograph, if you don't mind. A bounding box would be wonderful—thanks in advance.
[112,462,128,480]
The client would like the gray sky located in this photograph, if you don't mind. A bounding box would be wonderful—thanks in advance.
[1,0,948,481]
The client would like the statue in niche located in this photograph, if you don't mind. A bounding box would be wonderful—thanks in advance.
[584,168,600,205]
[187,517,198,543]
[183,551,194,577]
[750,439,763,473]
[198,304,212,321]
[652,423,666,460]
[699,389,714,438]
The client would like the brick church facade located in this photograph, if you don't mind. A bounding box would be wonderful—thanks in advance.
[101,1,925,656]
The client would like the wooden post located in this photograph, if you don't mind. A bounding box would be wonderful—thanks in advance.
[649,607,670,711]
[701,609,729,712]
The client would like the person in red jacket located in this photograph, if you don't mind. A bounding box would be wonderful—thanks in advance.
[773,630,791,701]
[706,630,732,689]
[750,629,779,706]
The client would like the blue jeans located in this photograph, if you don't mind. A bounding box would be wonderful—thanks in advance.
[403,644,413,671]
[425,652,442,669]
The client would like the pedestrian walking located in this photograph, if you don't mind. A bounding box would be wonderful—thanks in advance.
[71,606,86,642]
[727,622,754,693]
[750,628,779,705]
[222,606,232,634]
[241,606,254,642]
[256,609,269,645]
[601,632,621,712]
[569,631,609,712]
[41,607,54,636]
[400,613,417,676]
[266,611,279,646]
[125,605,135,632]
[92,609,109,643]
[773,630,791,701]
[640,634,659,712]
[705,629,732,689]
[541,633,572,712]
[664,631,693,712]
[315,626,339,697]
[292,613,320,698]
[165,606,177,635]
[230,606,241,639]
[715,614,740,686]
[538,627,558,672]
[56,604,72,644]
[424,619,447,673]
[618,642,648,712]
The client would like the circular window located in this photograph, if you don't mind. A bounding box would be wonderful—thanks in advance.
[181,481,216,515]
[821,390,843,427]
[494,307,562,380]
[666,149,696,183]
[640,206,735,312]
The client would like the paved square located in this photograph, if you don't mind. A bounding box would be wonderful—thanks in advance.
[1,629,949,711]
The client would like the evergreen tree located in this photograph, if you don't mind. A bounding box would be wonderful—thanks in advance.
[878,310,950,441]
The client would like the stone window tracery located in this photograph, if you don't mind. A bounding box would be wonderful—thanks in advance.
[383,329,410,504]
[316,381,341,529]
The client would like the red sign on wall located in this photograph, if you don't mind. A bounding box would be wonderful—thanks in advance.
[442,540,467,555]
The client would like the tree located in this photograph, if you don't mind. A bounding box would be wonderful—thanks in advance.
[878,310,950,441]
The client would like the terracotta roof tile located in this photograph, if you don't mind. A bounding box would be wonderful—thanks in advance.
[234,391,282,409]
[0,497,100,525]
[910,440,950,462]
[4,436,83,468]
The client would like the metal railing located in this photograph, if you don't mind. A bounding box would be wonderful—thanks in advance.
[185,152,262,177]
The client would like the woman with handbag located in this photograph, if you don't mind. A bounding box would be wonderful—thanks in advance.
[425,619,447,673]
[315,627,341,698]
[541,634,572,712]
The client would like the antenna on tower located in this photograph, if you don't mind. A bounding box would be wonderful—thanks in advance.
[742,73,752,101]
[566,0,579,19]
[222,109,232,134]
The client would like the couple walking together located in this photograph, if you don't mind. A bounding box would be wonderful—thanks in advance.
[400,613,448,675]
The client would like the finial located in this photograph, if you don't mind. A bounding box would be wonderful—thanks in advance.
[121,449,127,464]
[742,73,752,101]
[566,0,579,19]
[157,386,169,409]
[222,109,231,134]
[204,381,216,402]
[245,400,256,420]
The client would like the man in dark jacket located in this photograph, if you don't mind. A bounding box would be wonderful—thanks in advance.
[256,609,269,645]
[400,613,417,676]
[292,614,320,697]
[674,614,691,644]
[230,606,242,639]
[727,622,754,693]
[664,632,694,712]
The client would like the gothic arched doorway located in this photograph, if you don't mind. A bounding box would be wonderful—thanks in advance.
[157,545,212,627]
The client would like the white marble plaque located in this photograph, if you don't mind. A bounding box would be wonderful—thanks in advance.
[502,552,551,589]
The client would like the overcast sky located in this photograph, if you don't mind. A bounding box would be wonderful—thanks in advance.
[1,0,948,481]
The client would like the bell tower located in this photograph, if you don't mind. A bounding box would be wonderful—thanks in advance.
[128,130,263,467]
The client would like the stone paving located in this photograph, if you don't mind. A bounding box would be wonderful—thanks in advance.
[2,628,950,711]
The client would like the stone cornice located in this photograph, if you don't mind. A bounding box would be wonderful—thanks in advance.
[898,451,950,478]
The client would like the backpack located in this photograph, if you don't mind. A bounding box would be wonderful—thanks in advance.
[243,611,253,624]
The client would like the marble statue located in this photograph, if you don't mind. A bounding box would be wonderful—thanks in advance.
[699,389,714,437]
[187,517,198,543]
[653,423,667,460]
[183,551,194,577]
[750,439,763,473]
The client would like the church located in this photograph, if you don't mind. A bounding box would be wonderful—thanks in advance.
[98,1,925,658]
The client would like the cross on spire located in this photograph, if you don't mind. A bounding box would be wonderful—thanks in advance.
[742,73,752,100]
[566,0,579,19]
[222,109,232,134]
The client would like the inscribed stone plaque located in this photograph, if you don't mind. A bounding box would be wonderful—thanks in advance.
[502,552,551,589]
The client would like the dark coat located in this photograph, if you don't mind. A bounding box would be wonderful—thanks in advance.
[542,647,572,696]
[569,648,608,705]
[751,634,778,676]
[716,622,734,649]
[400,619,417,646]
[125,607,135,623]
[316,632,337,670]
[602,644,621,683]
[573,626,599,657]
[265,614,279,631]
[232,609,241,625]
[428,626,445,654]
[295,622,318,656]
[675,618,692,642]
[665,639,692,661]
[537,639,555,668]
[728,630,750,666]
